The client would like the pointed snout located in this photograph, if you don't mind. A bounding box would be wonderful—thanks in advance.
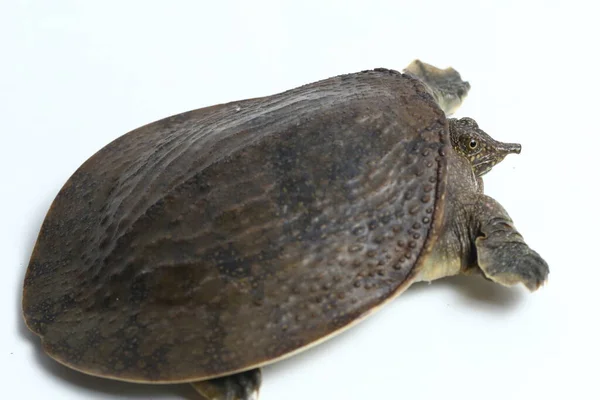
[499,142,522,155]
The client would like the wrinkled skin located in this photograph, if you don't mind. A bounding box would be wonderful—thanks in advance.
[194,65,551,399]
[407,60,548,291]
[416,137,548,291]
[23,61,549,400]
[198,96,551,399]
[449,117,522,176]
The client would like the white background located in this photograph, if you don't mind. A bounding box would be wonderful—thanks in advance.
[1,1,599,399]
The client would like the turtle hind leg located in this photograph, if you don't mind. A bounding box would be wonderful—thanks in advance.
[191,369,262,400]
[471,195,549,291]
[403,60,471,115]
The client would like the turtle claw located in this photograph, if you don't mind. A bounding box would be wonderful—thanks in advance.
[192,369,262,400]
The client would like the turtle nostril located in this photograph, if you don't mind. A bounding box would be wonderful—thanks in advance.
[501,142,522,154]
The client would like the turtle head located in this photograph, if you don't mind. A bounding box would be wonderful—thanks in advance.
[449,117,522,176]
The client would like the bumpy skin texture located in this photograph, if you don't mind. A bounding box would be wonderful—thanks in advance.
[23,70,449,383]
[449,117,521,176]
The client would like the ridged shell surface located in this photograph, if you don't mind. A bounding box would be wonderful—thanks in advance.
[23,69,448,382]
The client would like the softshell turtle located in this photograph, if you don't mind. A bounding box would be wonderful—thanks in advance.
[22,60,549,399]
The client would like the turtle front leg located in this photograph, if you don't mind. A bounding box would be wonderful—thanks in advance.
[191,368,262,400]
[471,195,549,291]
[403,60,471,115]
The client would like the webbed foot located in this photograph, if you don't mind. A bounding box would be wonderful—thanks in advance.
[473,198,549,291]
[403,59,470,115]
[192,368,262,400]
[477,235,549,291]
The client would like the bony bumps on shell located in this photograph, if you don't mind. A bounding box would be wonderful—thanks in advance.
[22,60,548,400]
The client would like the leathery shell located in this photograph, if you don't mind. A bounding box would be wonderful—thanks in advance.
[23,69,449,383]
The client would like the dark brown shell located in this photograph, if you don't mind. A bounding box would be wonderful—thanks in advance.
[23,69,449,383]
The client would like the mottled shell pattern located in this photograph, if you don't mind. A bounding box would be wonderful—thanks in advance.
[23,69,449,382]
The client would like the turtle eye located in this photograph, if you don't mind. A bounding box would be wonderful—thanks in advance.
[469,139,477,149]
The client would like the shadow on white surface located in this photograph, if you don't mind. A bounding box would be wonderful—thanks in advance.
[418,274,526,311]
[18,305,198,399]
[15,198,197,399]
[263,274,525,381]
[16,196,525,399]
